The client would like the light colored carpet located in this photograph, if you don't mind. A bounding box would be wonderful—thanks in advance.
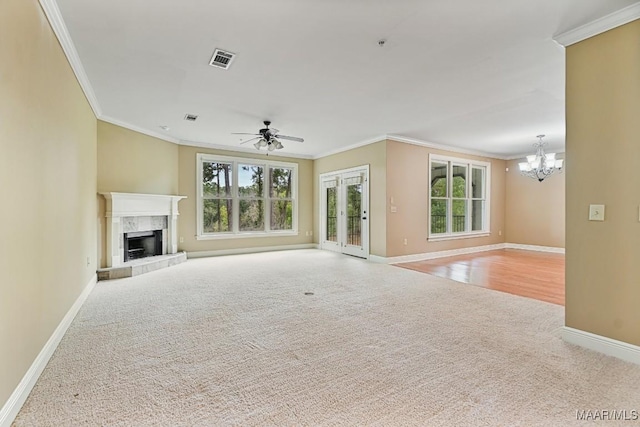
[14,249,640,426]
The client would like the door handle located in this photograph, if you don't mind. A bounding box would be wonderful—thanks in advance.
[362,217,367,220]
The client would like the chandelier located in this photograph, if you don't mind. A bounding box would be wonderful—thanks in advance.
[518,135,564,182]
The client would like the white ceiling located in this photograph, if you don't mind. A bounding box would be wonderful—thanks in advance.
[53,0,638,159]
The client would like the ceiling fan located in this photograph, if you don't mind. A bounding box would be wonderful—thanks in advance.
[233,120,304,151]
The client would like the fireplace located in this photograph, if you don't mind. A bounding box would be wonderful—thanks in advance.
[124,230,163,262]
[101,192,186,268]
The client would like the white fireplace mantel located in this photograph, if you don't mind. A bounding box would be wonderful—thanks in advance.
[101,192,186,267]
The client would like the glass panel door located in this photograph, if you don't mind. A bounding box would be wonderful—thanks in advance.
[341,172,367,258]
[319,168,369,259]
[321,177,340,252]
[326,186,338,242]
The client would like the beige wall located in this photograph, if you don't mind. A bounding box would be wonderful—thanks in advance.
[178,145,314,254]
[385,140,506,257]
[313,141,387,257]
[565,20,640,346]
[96,121,179,266]
[505,157,565,248]
[97,120,179,195]
[0,0,97,409]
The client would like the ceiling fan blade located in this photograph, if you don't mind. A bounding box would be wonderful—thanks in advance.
[231,132,260,136]
[239,136,261,145]
[275,135,304,143]
[270,128,279,134]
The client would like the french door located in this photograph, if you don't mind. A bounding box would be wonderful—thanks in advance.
[320,166,369,259]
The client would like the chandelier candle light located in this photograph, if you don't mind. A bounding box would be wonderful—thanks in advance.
[518,135,564,182]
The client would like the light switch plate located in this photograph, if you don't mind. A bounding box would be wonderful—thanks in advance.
[589,204,605,221]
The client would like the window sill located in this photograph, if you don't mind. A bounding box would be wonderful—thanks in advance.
[427,232,490,242]
[196,231,299,240]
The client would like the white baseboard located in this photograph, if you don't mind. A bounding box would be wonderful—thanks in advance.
[187,243,318,259]
[368,242,566,264]
[505,243,565,254]
[0,274,97,427]
[562,326,640,366]
[369,243,507,264]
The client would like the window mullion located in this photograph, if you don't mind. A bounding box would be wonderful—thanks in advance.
[232,162,239,234]
[447,162,452,234]
[466,164,471,232]
[265,165,271,232]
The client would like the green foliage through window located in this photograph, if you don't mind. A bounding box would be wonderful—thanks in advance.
[199,156,297,236]
[429,158,488,236]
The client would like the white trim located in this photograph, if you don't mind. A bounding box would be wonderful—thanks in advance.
[196,231,298,240]
[313,135,388,160]
[369,242,565,264]
[553,3,640,47]
[196,154,299,239]
[187,244,318,259]
[38,0,102,117]
[318,165,371,259]
[387,135,508,160]
[0,274,97,427]
[562,327,640,366]
[179,139,314,160]
[428,153,492,240]
[313,134,512,161]
[100,116,181,145]
[505,243,565,254]
[428,232,490,242]
[100,192,186,267]
[369,243,507,264]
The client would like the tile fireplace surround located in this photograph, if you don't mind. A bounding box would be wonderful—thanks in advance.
[101,192,186,268]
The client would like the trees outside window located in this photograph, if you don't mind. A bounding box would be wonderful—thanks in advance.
[197,154,297,238]
[429,155,490,239]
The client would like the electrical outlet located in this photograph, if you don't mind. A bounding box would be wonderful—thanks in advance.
[403,238,408,245]
[498,230,502,236]
[179,236,184,243]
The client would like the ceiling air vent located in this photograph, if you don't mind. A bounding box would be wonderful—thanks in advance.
[209,48,236,70]
[184,114,198,121]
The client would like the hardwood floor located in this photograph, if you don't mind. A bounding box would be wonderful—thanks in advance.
[396,249,565,306]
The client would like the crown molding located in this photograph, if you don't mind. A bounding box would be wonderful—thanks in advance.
[386,134,509,160]
[38,0,102,117]
[553,2,640,47]
[99,116,181,144]
[178,139,314,160]
[313,134,512,161]
[312,135,388,160]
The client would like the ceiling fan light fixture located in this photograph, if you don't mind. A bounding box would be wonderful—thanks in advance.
[234,121,303,152]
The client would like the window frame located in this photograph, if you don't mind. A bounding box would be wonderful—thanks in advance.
[196,153,298,240]
[428,154,491,241]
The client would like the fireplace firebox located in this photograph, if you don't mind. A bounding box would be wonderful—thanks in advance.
[123,230,163,262]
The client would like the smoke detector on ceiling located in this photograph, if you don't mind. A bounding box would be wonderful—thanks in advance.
[209,48,236,70]
[184,114,198,121]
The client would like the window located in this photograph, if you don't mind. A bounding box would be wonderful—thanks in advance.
[197,154,297,239]
[428,154,490,240]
